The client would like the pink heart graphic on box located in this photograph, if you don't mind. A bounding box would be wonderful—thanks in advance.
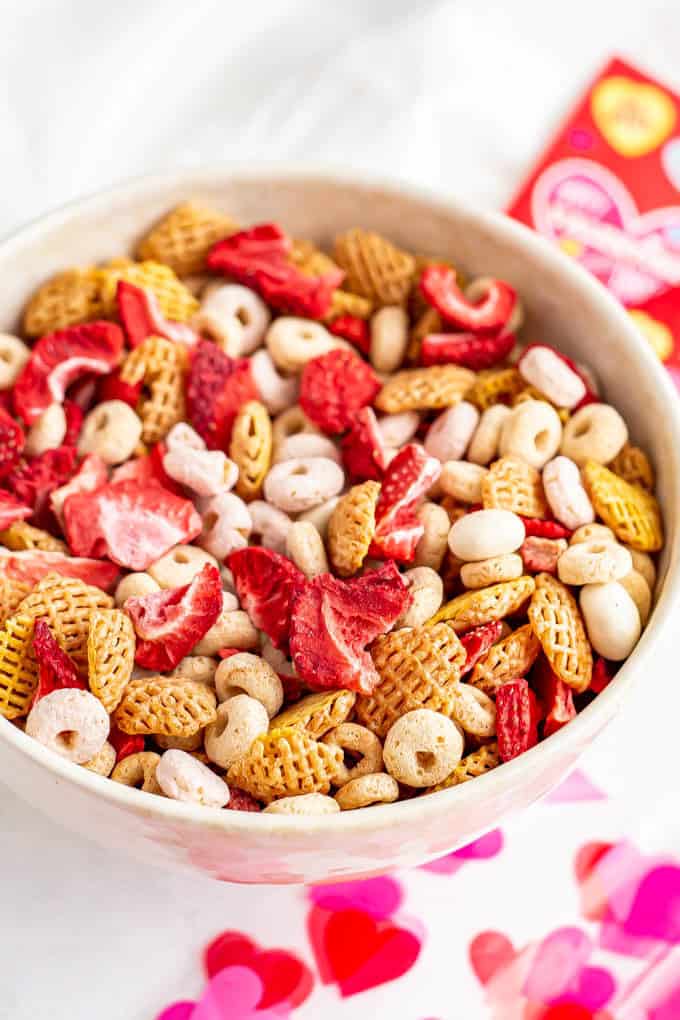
[531,157,680,305]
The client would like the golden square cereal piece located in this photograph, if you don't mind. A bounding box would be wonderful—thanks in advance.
[355,623,466,738]
[582,460,663,552]
[289,238,342,279]
[528,573,592,692]
[0,521,68,553]
[113,676,217,737]
[0,576,32,630]
[327,481,380,578]
[407,305,442,364]
[467,368,524,410]
[334,228,416,306]
[0,614,39,719]
[482,456,549,519]
[269,690,356,740]
[16,572,113,675]
[119,335,188,444]
[469,623,541,695]
[136,202,238,276]
[322,289,374,322]
[375,365,476,414]
[22,267,109,337]
[99,260,199,322]
[608,442,655,492]
[87,609,136,713]
[230,400,273,502]
[226,727,345,803]
[429,575,536,633]
[428,741,500,792]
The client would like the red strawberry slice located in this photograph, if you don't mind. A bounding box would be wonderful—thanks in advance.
[341,407,387,482]
[187,340,259,449]
[224,789,262,812]
[300,349,381,435]
[7,445,78,527]
[31,618,87,705]
[590,656,615,694]
[13,321,124,425]
[125,563,223,670]
[98,369,143,408]
[62,399,84,446]
[496,678,540,761]
[531,656,576,737]
[519,517,572,541]
[50,453,108,525]
[328,315,371,355]
[420,266,516,333]
[109,724,144,762]
[460,621,504,675]
[421,329,515,370]
[116,280,198,349]
[111,442,184,497]
[63,479,202,570]
[228,547,307,652]
[0,490,32,530]
[369,443,440,562]
[520,536,565,575]
[0,407,25,479]
[289,562,410,694]
[0,549,120,591]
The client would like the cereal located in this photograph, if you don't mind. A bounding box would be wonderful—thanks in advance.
[528,573,592,692]
[148,546,219,589]
[582,460,663,552]
[266,317,345,374]
[229,400,273,501]
[270,690,356,740]
[204,694,269,769]
[111,751,163,794]
[424,402,480,462]
[460,553,524,589]
[570,523,616,546]
[119,336,188,444]
[214,653,283,718]
[87,609,135,713]
[136,202,238,275]
[114,573,160,606]
[0,614,45,719]
[196,284,270,357]
[542,455,594,530]
[0,333,30,388]
[285,520,329,578]
[0,576,32,629]
[226,727,345,803]
[557,539,632,586]
[580,581,641,661]
[467,404,511,465]
[430,575,536,632]
[78,401,143,465]
[383,709,464,788]
[263,457,344,513]
[427,741,500,792]
[561,404,628,466]
[0,521,67,554]
[375,365,475,413]
[265,793,340,815]
[370,306,409,373]
[327,481,380,578]
[440,461,489,504]
[482,455,548,519]
[82,741,117,777]
[627,548,656,591]
[156,749,230,807]
[470,624,541,695]
[23,267,108,336]
[322,723,383,785]
[467,367,524,410]
[25,403,67,457]
[518,345,586,408]
[26,688,109,764]
[113,676,217,737]
[334,228,416,306]
[413,502,451,571]
[397,566,444,627]
[335,773,399,810]
[609,442,655,491]
[499,399,562,469]
[99,260,198,322]
[448,509,525,562]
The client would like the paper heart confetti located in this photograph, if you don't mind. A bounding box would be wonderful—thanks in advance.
[308,876,403,920]
[204,931,313,1009]
[156,966,291,1020]
[591,75,676,158]
[421,828,504,874]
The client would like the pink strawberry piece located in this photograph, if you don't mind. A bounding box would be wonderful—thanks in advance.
[63,479,202,570]
[421,329,515,370]
[0,548,120,591]
[31,618,86,705]
[109,445,183,496]
[13,321,124,425]
[328,315,371,355]
[289,561,410,694]
[125,563,223,670]
[0,407,25,478]
[7,445,78,527]
[300,349,381,435]
[341,407,387,482]
[460,621,504,675]
[187,340,259,449]
[531,656,576,737]
[228,547,307,652]
[0,490,32,530]
[98,369,143,408]
[109,725,144,763]
[520,517,572,540]
[420,266,516,333]
[520,536,565,575]
[225,788,262,812]
[369,443,441,562]
[496,678,540,761]
[62,399,84,446]
[50,453,108,525]
[66,373,100,413]
[116,280,198,349]
[590,656,615,694]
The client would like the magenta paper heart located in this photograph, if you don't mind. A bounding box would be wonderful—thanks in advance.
[531,157,680,305]
[624,866,680,942]
[552,965,616,1011]
[308,876,403,919]
[156,966,291,1020]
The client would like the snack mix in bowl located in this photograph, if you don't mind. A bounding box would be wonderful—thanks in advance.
[0,203,664,816]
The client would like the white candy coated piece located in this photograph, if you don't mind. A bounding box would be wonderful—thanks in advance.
[249,500,293,553]
[619,570,652,627]
[448,508,525,562]
[383,708,464,788]
[467,404,511,466]
[518,346,586,409]
[0,333,30,389]
[265,317,346,374]
[78,400,142,465]
[263,457,344,513]
[196,283,271,356]
[424,402,480,462]
[580,581,641,661]
[370,306,409,374]
[264,793,340,815]
[156,749,230,807]
[250,349,299,414]
[148,545,219,589]
[557,539,632,586]
[165,422,206,453]
[114,571,160,606]
[286,520,329,578]
[377,411,420,448]
[414,502,451,571]
[560,404,628,466]
[543,455,595,530]
[499,399,562,469]
[199,491,252,560]
[26,689,109,764]
[274,432,341,464]
[204,694,269,769]
[25,403,67,457]
[163,447,238,497]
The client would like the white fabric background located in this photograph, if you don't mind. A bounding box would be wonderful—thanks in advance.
[2,3,680,1017]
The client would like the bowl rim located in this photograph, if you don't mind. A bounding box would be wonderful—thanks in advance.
[2,163,680,837]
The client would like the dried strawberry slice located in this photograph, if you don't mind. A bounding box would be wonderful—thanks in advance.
[187,340,259,449]
[228,547,307,652]
[111,442,183,497]
[531,656,576,737]
[117,280,198,349]
[496,678,540,761]
[590,656,615,694]
[7,445,78,527]
[50,453,108,525]
[420,266,516,333]
[109,724,144,763]
[300,349,381,435]
[520,517,572,541]
[341,407,387,482]
[225,788,262,812]
[289,561,410,694]
[13,321,124,425]
[62,399,84,447]
[98,369,143,408]
[214,358,260,446]
[32,618,86,705]
[63,479,202,570]
[421,329,515,370]
[0,491,32,530]
[520,536,564,575]
[369,443,441,562]
[328,315,371,356]
[125,563,223,670]
[0,407,25,479]
[460,621,504,675]
[0,548,120,591]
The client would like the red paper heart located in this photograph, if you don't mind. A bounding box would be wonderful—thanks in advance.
[204,931,313,1009]
[468,930,517,985]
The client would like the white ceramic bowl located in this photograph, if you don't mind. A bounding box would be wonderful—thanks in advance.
[1,168,679,885]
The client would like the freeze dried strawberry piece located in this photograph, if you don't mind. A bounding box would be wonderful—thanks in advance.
[214,358,260,445]
[590,656,615,694]
[62,399,84,446]
[420,266,516,333]
[13,321,124,425]
[290,561,410,694]
[112,442,183,497]
[300,349,381,435]
[98,369,143,408]
[520,517,572,541]
[0,548,120,591]
[225,788,262,812]
[117,280,198,349]
[421,329,515,370]
[496,678,540,762]
[32,618,86,705]
[0,407,25,479]
[520,536,565,575]
[328,315,371,355]
[7,445,78,526]
[186,340,258,449]
[63,479,202,570]
[0,490,32,530]
[531,656,576,737]
[341,407,387,481]
[369,443,441,562]
[229,547,307,652]
[125,563,223,671]
[50,453,108,525]
[207,223,343,319]
[460,621,504,675]
[66,373,100,413]
[109,724,144,763]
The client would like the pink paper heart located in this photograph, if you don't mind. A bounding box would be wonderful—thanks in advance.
[191,966,291,1020]
[308,876,403,919]
[523,927,592,1002]
[421,829,503,874]
[468,931,518,985]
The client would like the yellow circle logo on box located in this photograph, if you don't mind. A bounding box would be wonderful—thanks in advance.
[591,76,676,158]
